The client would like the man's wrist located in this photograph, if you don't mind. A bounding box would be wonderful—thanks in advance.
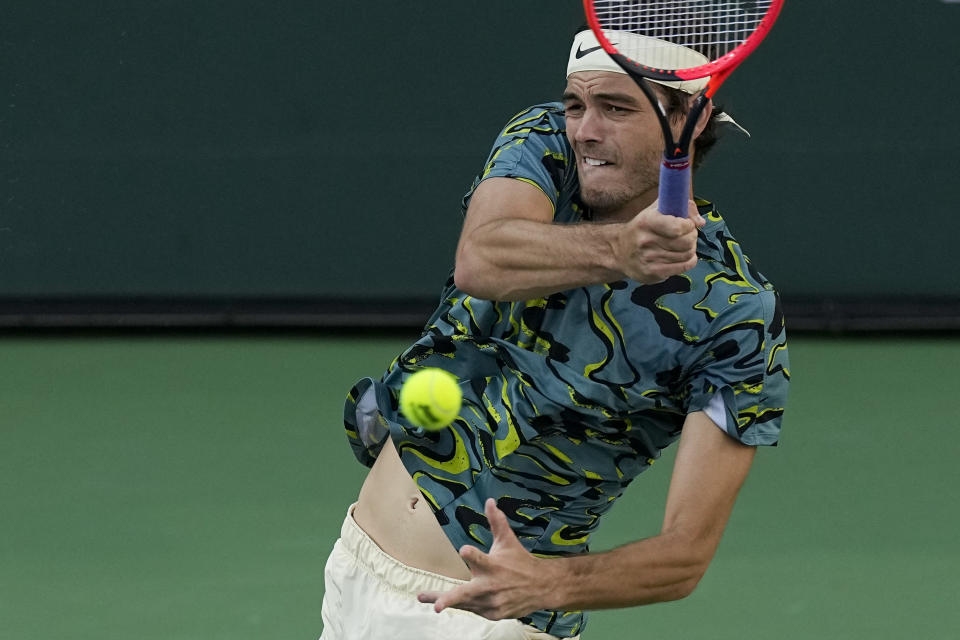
[538,555,578,611]
[591,222,625,277]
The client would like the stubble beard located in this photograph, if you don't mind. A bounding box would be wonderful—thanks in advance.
[579,149,661,217]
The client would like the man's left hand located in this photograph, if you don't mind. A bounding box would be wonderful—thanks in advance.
[417,498,555,620]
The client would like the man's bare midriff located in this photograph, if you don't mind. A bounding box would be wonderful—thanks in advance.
[352,436,472,580]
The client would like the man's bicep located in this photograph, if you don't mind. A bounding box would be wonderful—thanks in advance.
[454,178,558,287]
[661,411,756,557]
[460,177,555,237]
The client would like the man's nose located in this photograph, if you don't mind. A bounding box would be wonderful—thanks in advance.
[573,108,603,143]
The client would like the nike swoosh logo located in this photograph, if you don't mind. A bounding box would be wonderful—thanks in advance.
[575,43,613,59]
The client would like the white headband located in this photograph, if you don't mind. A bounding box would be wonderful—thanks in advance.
[566,30,750,136]
[567,30,710,94]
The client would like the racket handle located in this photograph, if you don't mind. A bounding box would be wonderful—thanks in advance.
[658,155,691,218]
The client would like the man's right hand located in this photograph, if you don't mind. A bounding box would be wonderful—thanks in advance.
[612,199,706,284]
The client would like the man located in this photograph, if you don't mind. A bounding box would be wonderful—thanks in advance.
[320,28,789,640]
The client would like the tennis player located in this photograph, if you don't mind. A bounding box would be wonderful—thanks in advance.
[320,27,789,640]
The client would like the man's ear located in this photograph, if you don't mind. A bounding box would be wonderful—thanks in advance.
[692,96,714,140]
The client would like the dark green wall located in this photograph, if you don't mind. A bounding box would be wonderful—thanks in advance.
[3,1,959,302]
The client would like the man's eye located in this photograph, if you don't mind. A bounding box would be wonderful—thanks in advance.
[564,104,583,115]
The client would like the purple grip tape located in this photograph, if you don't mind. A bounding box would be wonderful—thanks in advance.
[658,155,691,217]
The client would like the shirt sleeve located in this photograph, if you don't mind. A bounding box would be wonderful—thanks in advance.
[685,288,790,446]
[461,104,574,217]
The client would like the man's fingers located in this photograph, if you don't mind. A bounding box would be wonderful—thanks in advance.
[419,581,482,614]
[418,590,454,613]
[644,200,704,235]
[687,200,706,227]
[656,249,698,264]
[459,544,490,571]
[485,498,515,543]
[654,232,699,254]
[648,216,696,240]
[418,587,461,613]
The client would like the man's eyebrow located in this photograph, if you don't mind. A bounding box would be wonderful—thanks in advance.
[561,91,644,107]
[593,92,644,106]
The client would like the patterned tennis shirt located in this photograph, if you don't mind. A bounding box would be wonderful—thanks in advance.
[343,102,790,637]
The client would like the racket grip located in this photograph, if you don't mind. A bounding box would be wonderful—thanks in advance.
[658,155,691,218]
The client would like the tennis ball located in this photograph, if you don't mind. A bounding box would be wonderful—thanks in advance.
[399,368,462,431]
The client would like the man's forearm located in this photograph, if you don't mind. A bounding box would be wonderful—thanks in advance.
[541,415,753,613]
[454,217,624,301]
[543,531,709,611]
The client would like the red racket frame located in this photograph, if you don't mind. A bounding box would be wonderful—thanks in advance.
[583,0,784,98]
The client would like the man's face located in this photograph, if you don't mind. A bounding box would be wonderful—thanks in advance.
[563,71,666,219]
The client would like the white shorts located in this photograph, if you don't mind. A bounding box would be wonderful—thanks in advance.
[320,504,575,640]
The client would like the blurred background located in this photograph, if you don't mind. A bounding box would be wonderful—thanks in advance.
[2,1,958,638]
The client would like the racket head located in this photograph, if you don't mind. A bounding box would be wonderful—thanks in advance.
[583,0,784,91]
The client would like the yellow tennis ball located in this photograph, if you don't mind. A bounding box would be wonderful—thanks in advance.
[399,368,462,431]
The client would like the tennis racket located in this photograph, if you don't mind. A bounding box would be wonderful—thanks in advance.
[582,0,783,217]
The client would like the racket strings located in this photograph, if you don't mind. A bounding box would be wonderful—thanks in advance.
[592,0,772,68]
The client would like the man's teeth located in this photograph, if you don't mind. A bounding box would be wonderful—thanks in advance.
[584,157,608,166]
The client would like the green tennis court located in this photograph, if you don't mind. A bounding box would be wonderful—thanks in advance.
[2,334,957,639]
